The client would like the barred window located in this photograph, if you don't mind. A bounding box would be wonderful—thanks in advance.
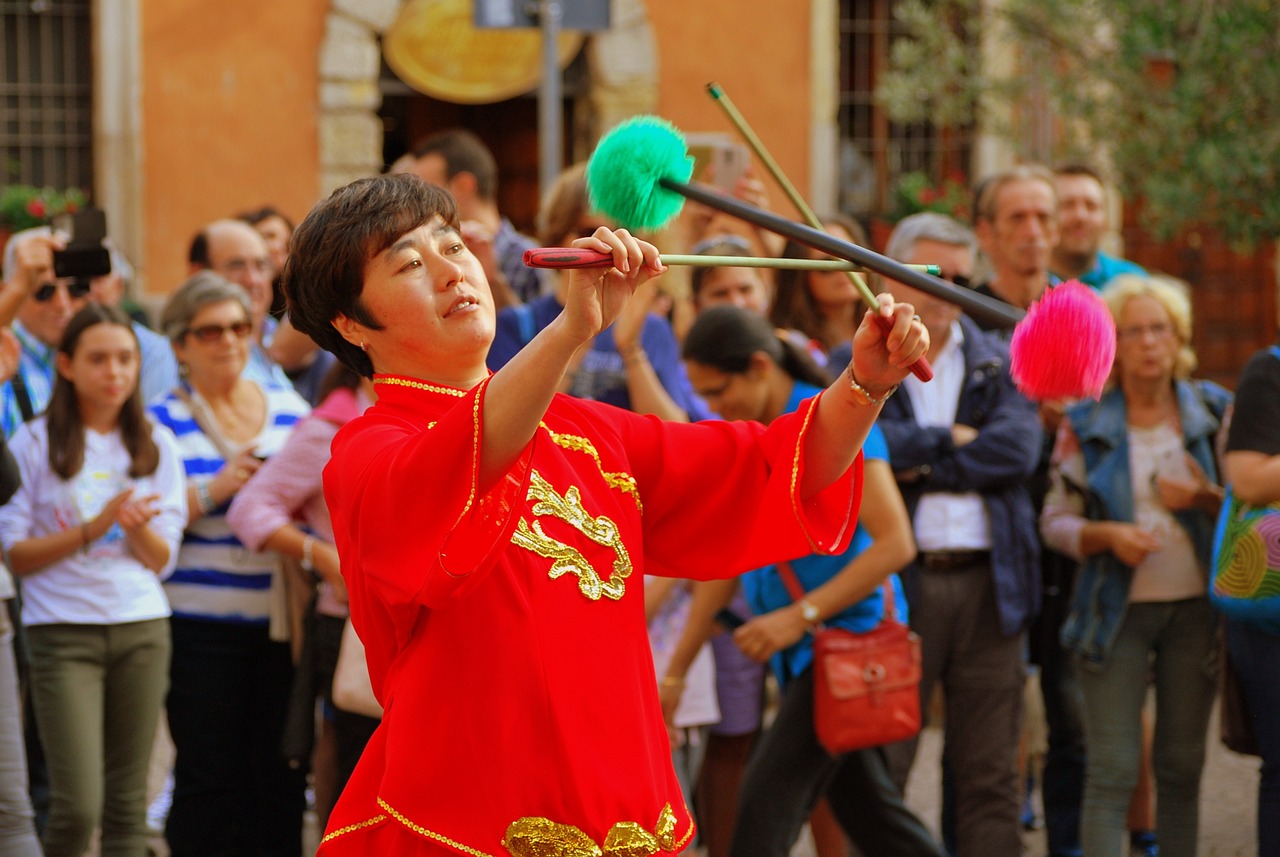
[838,0,971,219]
[1,0,94,189]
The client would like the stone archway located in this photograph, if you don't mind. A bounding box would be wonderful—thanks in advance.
[315,0,659,198]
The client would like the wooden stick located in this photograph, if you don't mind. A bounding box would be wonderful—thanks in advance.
[523,247,942,274]
[708,81,935,381]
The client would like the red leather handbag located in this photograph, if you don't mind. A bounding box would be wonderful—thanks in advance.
[778,562,923,755]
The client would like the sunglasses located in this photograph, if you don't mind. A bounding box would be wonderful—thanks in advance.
[34,280,92,302]
[185,320,253,343]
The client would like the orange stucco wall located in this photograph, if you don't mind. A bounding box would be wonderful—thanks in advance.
[649,3,813,202]
[139,0,324,297]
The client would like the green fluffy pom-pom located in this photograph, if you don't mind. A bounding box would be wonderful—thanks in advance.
[587,115,694,232]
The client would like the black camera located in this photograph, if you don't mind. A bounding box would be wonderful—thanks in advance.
[52,207,112,280]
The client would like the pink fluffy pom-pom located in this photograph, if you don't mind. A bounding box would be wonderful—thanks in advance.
[1009,280,1116,401]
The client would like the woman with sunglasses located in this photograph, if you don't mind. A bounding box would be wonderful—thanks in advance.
[0,304,186,857]
[682,305,942,857]
[148,271,311,857]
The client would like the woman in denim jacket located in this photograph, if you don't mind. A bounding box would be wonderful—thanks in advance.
[1041,274,1230,857]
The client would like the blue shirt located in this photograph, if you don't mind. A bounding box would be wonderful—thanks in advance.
[0,321,55,438]
[739,381,908,685]
[134,322,181,406]
[1056,251,1145,292]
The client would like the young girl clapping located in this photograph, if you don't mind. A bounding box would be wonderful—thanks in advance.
[0,304,187,857]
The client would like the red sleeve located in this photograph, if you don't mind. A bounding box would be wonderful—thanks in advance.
[615,390,862,578]
[324,377,532,612]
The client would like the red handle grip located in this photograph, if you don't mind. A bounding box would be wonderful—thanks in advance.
[872,313,933,381]
[523,247,613,269]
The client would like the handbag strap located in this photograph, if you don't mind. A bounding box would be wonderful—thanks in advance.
[774,560,899,623]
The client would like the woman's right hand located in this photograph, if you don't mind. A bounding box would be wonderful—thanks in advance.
[87,488,135,541]
[209,448,263,504]
[1106,522,1161,567]
[313,541,348,604]
[558,228,665,345]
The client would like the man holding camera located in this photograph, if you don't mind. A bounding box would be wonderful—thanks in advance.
[0,231,94,436]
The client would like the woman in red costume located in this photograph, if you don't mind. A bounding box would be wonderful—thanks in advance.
[282,174,928,857]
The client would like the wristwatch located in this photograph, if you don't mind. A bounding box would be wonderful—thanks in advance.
[300,535,316,575]
[846,364,898,407]
[799,598,821,628]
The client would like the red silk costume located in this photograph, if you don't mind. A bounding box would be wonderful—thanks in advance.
[317,375,862,856]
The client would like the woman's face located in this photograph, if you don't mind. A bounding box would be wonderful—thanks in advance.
[57,322,139,417]
[805,224,861,316]
[684,358,770,422]
[254,215,292,278]
[1115,294,1180,385]
[172,299,253,387]
[347,217,495,383]
[696,267,768,315]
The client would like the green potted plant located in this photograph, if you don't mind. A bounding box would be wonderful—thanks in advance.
[890,171,971,223]
[0,185,89,238]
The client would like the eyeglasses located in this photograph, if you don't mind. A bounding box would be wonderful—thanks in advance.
[1117,321,1174,342]
[185,320,253,343]
[33,280,92,302]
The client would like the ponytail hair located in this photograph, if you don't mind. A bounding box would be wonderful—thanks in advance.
[682,305,832,388]
[47,304,159,481]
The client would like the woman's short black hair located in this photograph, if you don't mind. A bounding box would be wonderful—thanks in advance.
[282,174,459,378]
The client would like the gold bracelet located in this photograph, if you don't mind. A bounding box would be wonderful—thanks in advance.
[846,363,898,406]
[620,347,647,366]
[660,676,685,689]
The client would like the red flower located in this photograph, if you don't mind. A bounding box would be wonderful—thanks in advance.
[64,200,79,214]
[25,199,45,219]
[920,187,941,204]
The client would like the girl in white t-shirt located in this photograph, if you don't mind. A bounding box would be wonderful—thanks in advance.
[0,304,186,857]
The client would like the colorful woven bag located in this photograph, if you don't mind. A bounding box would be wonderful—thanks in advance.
[1210,485,1280,633]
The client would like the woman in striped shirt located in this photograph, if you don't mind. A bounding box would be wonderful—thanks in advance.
[149,271,310,857]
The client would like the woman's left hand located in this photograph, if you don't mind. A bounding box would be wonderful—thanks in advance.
[733,607,809,663]
[559,228,666,344]
[850,294,929,396]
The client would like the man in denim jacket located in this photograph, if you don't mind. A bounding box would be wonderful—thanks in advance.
[874,213,1043,857]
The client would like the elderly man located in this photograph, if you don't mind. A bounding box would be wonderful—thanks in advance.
[970,163,1060,319]
[876,212,1043,857]
[188,219,292,391]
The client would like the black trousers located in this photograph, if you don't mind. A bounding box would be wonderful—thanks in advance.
[165,618,307,857]
[729,666,944,857]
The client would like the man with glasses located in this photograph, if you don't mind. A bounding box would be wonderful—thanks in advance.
[188,219,291,391]
[0,230,94,435]
[873,213,1043,857]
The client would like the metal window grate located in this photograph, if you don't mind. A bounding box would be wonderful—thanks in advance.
[837,0,972,219]
[1,0,93,190]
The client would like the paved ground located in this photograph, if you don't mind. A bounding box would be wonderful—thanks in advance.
[141,700,1260,857]
[890,704,1260,857]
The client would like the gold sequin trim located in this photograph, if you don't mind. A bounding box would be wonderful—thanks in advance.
[317,812,387,844]
[375,375,469,398]
[791,393,825,554]
[541,424,643,513]
[503,803,687,857]
[512,471,632,601]
[378,797,495,856]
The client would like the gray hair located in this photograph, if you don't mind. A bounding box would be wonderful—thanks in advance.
[160,270,251,343]
[884,212,976,263]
